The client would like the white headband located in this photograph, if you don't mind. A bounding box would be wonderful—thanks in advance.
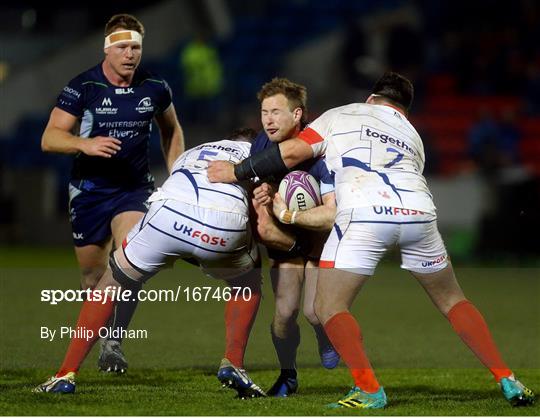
[104,30,143,49]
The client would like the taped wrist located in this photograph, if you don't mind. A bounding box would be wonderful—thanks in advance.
[234,143,288,181]
[279,209,297,224]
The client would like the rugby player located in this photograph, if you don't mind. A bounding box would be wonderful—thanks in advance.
[207,72,536,408]
[41,14,184,373]
[34,129,266,399]
[249,78,339,397]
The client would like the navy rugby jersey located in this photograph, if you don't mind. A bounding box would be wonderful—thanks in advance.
[56,63,172,188]
[250,130,334,192]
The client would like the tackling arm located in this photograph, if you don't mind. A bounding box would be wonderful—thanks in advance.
[207,137,314,183]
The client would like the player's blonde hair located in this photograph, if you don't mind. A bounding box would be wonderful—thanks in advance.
[257,78,308,125]
[105,14,145,37]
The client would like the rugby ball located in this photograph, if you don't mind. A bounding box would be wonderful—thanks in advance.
[278,170,321,211]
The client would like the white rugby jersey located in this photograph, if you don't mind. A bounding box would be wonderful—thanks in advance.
[298,103,436,214]
[150,140,251,215]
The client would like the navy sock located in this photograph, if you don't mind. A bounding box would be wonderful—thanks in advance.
[313,323,332,350]
[108,281,142,343]
[271,323,300,378]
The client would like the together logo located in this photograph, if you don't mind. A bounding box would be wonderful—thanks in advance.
[364,127,416,156]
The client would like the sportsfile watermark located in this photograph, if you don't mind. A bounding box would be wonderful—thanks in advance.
[40,285,252,305]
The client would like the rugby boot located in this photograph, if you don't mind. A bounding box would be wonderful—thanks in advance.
[33,372,76,394]
[327,386,387,409]
[98,340,128,373]
[267,372,298,397]
[500,375,535,406]
[217,358,266,399]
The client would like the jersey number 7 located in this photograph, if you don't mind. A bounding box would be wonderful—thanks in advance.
[384,147,403,168]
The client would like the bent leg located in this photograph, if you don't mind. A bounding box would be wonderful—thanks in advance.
[223,269,262,368]
[57,209,162,377]
[56,251,138,376]
[315,268,380,393]
[270,258,304,374]
[411,264,512,381]
[304,260,339,368]
[303,260,320,326]
[410,263,466,315]
[106,211,145,344]
[74,241,112,289]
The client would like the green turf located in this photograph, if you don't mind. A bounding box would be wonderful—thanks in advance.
[1,247,539,415]
[2,368,539,416]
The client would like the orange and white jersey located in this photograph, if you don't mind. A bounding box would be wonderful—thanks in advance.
[298,103,436,214]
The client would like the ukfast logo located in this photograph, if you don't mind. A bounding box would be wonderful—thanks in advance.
[173,222,229,247]
[364,126,416,156]
[421,255,447,268]
[373,206,425,215]
[96,97,118,115]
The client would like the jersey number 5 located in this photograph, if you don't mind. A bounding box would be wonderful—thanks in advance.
[197,150,219,161]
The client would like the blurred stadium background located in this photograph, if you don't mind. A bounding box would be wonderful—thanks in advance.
[1,0,539,258]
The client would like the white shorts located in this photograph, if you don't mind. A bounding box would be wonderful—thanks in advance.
[122,199,258,281]
[320,206,448,275]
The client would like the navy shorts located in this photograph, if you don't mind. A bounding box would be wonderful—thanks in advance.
[68,179,153,247]
[267,229,327,262]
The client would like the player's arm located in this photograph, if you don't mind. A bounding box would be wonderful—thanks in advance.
[208,137,314,183]
[253,182,274,207]
[252,198,297,251]
[155,104,184,173]
[279,138,315,169]
[41,107,121,157]
[244,180,294,251]
[273,191,336,231]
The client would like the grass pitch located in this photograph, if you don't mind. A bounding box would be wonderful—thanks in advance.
[1,247,539,415]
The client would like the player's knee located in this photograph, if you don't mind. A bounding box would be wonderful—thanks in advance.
[274,304,299,326]
[108,255,145,289]
[303,305,319,326]
[80,267,105,290]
